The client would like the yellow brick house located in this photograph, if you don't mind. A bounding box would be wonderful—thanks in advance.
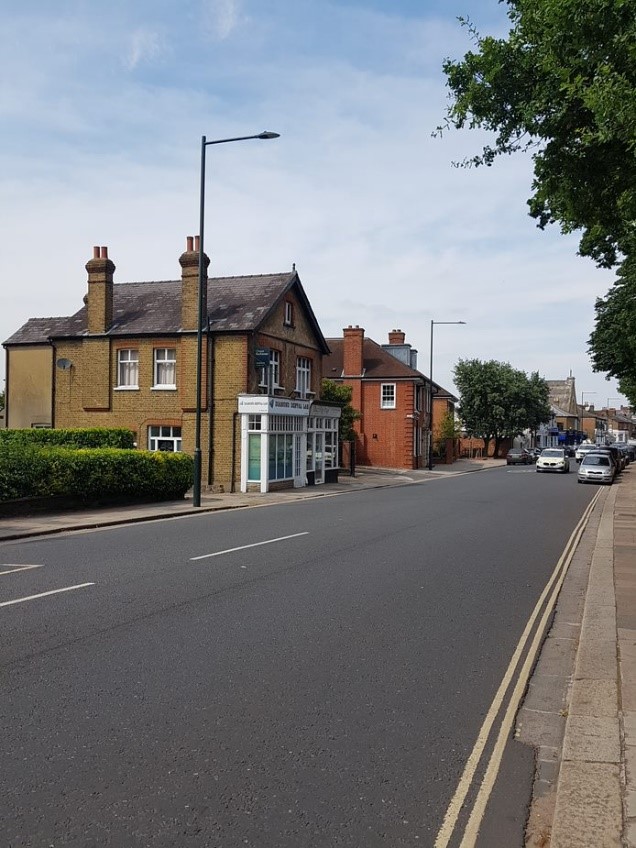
[3,239,339,493]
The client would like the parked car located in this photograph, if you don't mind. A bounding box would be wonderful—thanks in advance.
[575,443,599,463]
[506,448,532,465]
[536,448,570,473]
[578,452,615,485]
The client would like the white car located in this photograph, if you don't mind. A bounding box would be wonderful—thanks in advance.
[575,443,599,463]
[536,448,570,473]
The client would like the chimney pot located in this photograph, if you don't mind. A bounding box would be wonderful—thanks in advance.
[93,246,100,259]
[100,246,108,259]
[187,236,194,252]
[194,235,200,252]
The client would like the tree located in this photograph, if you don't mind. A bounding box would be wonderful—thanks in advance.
[0,389,4,411]
[588,255,636,405]
[320,379,361,442]
[438,0,636,268]
[454,359,551,457]
[434,410,462,455]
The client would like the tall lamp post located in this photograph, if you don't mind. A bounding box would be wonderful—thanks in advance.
[428,319,466,471]
[193,130,280,507]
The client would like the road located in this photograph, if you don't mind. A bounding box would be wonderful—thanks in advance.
[0,465,596,847]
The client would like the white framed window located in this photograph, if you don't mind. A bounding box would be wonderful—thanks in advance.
[148,425,182,452]
[284,301,294,326]
[381,383,396,409]
[259,349,281,388]
[117,349,139,388]
[296,356,311,398]
[153,348,176,388]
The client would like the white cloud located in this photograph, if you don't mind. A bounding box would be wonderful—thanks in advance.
[125,28,164,70]
[201,0,243,40]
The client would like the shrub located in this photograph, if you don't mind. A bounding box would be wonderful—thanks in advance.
[0,427,135,450]
[0,447,193,503]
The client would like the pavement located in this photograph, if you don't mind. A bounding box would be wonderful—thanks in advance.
[1,454,634,847]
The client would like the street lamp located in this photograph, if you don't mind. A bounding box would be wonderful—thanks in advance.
[581,391,596,407]
[428,319,466,471]
[193,130,280,507]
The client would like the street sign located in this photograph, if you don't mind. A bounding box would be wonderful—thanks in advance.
[255,347,270,368]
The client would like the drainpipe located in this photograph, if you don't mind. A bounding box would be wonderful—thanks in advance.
[207,327,215,486]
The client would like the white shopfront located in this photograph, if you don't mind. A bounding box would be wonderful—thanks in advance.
[238,396,341,493]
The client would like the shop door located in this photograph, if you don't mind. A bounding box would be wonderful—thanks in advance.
[314,432,324,484]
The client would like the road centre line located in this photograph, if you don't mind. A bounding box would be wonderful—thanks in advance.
[190,532,310,561]
[0,564,44,576]
[434,487,602,848]
[0,583,95,608]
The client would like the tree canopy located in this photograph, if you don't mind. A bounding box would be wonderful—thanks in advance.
[454,359,551,456]
[588,255,636,405]
[439,0,636,268]
[320,379,361,441]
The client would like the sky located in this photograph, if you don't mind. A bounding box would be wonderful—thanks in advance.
[0,0,627,410]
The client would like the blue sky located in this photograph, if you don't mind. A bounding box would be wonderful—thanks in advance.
[0,0,626,409]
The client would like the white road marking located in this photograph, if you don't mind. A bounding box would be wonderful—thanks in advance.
[0,583,95,608]
[190,532,309,561]
[434,488,602,848]
[0,564,44,576]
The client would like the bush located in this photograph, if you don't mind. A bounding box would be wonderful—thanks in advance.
[0,447,193,503]
[0,427,135,450]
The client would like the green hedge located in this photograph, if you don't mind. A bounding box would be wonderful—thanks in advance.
[0,427,135,449]
[0,446,193,503]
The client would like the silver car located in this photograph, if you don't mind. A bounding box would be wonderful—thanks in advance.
[577,452,614,485]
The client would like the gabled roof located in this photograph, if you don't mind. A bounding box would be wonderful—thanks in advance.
[546,378,578,416]
[323,337,458,401]
[4,272,330,353]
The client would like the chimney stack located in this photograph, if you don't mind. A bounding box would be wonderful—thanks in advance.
[85,245,115,334]
[388,328,405,345]
[343,325,364,376]
[179,235,210,330]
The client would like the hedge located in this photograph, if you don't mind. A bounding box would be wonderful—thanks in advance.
[0,446,193,503]
[0,427,135,449]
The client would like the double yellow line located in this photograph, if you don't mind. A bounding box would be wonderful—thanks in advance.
[434,488,602,848]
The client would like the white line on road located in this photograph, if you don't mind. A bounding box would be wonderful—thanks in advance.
[0,564,44,576]
[0,583,95,608]
[434,487,602,848]
[190,532,309,561]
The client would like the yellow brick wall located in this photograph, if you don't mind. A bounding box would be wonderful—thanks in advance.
[212,335,248,490]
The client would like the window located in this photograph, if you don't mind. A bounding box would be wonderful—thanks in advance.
[296,357,311,397]
[148,426,182,452]
[117,349,139,388]
[153,348,176,388]
[269,433,294,480]
[284,301,294,326]
[259,349,280,388]
[381,383,396,409]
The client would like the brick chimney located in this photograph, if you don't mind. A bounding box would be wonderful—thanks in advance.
[343,325,364,376]
[180,235,210,330]
[85,246,115,334]
[388,328,405,345]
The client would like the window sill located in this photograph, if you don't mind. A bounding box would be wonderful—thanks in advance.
[152,385,177,391]
[114,386,140,391]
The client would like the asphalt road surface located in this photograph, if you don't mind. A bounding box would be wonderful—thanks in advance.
[0,465,596,847]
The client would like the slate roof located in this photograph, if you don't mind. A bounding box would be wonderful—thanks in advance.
[323,337,458,401]
[4,272,329,352]
[546,379,578,416]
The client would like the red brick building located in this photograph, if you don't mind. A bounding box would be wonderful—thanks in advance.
[323,327,457,470]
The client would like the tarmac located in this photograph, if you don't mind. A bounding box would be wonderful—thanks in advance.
[1,455,634,847]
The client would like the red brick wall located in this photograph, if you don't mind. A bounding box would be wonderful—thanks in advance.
[353,379,420,469]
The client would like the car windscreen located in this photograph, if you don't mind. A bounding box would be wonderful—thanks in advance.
[582,455,610,466]
[541,450,563,457]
